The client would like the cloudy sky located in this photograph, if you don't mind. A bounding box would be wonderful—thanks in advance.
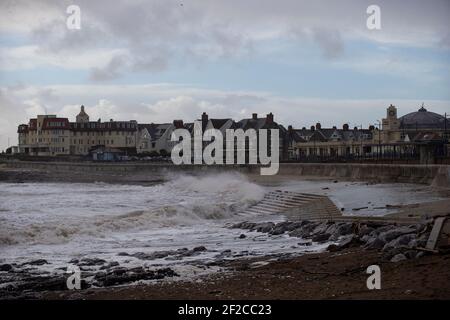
[1,0,450,151]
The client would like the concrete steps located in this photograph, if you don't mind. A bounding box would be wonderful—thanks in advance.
[240,190,342,219]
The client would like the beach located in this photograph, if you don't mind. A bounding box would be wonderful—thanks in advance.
[1,163,450,300]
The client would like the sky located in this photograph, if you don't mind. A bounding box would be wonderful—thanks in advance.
[1,0,450,151]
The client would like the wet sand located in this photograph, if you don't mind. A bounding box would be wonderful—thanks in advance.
[43,247,450,300]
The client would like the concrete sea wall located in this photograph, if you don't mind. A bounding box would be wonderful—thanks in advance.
[3,161,450,187]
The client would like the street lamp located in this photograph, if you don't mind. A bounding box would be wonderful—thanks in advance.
[375,120,381,159]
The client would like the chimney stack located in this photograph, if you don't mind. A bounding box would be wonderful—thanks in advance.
[201,112,208,129]
[310,125,315,131]
[266,112,274,124]
[252,113,258,120]
[369,125,375,131]
[173,120,184,129]
[288,125,293,132]
[343,123,349,131]
[316,122,321,130]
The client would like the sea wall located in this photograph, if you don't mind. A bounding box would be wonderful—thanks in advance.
[3,161,450,187]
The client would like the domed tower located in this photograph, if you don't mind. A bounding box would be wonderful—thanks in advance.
[76,105,89,123]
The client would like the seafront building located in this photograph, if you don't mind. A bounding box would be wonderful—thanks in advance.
[287,104,449,163]
[18,106,139,156]
[15,104,449,163]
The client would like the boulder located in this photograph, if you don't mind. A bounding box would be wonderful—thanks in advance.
[24,259,49,266]
[358,225,374,237]
[364,237,386,250]
[0,264,13,272]
[255,222,275,233]
[379,226,417,243]
[390,253,407,263]
[382,234,416,252]
[312,233,331,243]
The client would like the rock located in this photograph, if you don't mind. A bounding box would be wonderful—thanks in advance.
[415,251,425,259]
[255,222,275,233]
[24,259,49,266]
[327,235,360,252]
[231,222,256,230]
[312,233,331,243]
[311,222,330,236]
[383,234,416,252]
[372,225,395,236]
[333,223,354,238]
[390,253,407,263]
[239,234,246,239]
[289,222,319,238]
[404,250,418,259]
[94,267,178,287]
[379,226,417,243]
[327,244,340,252]
[193,246,207,252]
[269,221,303,235]
[358,225,374,237]
[99,261,120,270]
[78,258,107,266]
[0,264,13,271]
[117,252,129,256]
[364,237,386,250]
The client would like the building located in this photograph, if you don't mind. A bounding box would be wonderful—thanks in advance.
[17,106,138,156]
[287,123,374,160]
[377,103,449,144]
[371,104,450,162]
[137,122,176,155]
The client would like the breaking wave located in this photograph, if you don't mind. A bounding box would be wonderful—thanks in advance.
[0,172,265,245]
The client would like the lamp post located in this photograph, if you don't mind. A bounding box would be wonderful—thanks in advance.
[376,120,381,159]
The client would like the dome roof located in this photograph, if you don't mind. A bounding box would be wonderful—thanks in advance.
[399,105,447,129]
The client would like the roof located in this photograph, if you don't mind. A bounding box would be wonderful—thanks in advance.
[42,118,70,130]
[287,126,373,143]
[138,123,172,140]
[209,118,230,129]
[399,105,447,130]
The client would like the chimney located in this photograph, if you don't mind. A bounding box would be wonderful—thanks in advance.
[252,113,258,120]
[343,123,349,131]
[302,127,306,130]
[310,125,315,131]
[173,120,184,129]
[288,125,293,132]
[316,122,321,130]
[369,125,375,131]
[201,112,208,129]
[354,126,358,131]
[266,112,274,124]
[332,126,337,129]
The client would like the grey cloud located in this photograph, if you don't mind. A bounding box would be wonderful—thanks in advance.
[89,55,127,81]
[4,0,450,81]
[311,29,344,59]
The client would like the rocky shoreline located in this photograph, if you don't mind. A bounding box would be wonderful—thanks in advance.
[231,219,432,263]
[1,217,441,300]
